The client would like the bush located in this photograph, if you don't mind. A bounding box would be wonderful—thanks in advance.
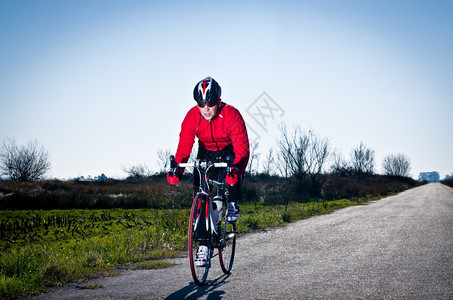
[321,175,419,200]
[0,176,192,210]
[442,178,453,188]
[0,173,421,210]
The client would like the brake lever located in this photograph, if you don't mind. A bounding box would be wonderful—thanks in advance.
[226,155,232,175]
[169,155,177,173]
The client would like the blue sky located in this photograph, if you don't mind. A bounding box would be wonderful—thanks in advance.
[1,0,452,179]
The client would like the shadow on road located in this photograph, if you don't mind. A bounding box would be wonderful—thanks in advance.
[165,273,231,299]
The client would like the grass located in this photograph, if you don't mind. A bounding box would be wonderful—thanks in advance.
[238,198,364,233]
[0,208,188,299]
[0,198,364,299]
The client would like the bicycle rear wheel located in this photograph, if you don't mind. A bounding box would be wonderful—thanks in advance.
[188,193,211,286]
[218,218,236,274]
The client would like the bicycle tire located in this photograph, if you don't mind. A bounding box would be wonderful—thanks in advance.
[188,193,211,286]
[218,216,236,273]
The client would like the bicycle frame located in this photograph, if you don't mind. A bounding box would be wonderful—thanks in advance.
[191,161,227,236]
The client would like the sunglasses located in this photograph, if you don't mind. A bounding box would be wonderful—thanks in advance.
[197,100,218,108]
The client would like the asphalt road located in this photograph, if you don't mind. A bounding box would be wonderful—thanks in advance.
[35,183,453,299]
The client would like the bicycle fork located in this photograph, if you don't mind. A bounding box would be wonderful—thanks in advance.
[193,196,219,240]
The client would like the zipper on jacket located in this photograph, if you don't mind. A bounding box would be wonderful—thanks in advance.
[209,120,221,152]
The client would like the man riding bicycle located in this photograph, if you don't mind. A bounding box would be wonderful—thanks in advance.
[167,76,250,266]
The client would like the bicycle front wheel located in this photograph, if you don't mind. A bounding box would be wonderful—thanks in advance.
[188,193,211,286]
[219,219,236,274]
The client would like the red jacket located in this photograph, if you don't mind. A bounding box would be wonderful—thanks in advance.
[175,103,250,175]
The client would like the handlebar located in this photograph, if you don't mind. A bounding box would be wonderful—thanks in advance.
[169,155,232,174]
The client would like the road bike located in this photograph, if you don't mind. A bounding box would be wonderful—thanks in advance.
[170,155,237,286]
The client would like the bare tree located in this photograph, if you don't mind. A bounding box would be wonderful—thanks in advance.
[123,163,151,178]
[275,148,289,178]
[0,137,51,181]
[276,123,308,178]
[329,150,354,177]
[276,124,331,196]
[382,153,411,177]
[277,124,330,179]
[157,148,172,173]
[247,141,260,176]
[307,130,331,179]
[262,147,275,176]
[350,142,375,175]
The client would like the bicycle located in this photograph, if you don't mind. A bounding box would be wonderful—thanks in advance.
[169,155,237,286]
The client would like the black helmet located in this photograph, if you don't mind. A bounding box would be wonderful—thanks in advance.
[193,77,221,104]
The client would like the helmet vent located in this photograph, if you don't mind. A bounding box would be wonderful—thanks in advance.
[201,78,211,100]
[193,76,220,104]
